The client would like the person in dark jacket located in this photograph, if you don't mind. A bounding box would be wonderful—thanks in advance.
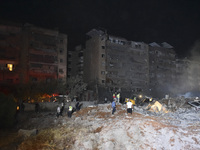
[111,99,116,114]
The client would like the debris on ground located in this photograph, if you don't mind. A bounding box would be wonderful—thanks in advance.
[1,99,200,150]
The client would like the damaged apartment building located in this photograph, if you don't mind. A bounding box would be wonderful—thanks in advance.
[0,22,67,90]
[67,45,84,79]
[83,29,149,99]
[149,42,176,98]
[68,28,179,99]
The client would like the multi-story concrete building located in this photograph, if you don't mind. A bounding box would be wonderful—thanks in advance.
[149,42,176,97]
[67,45,84,78]
[83,29,149,99]
[0,22,67,88]
[0,22,22,85]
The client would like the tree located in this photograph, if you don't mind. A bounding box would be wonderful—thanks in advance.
[0,93,17,128]
[67,76,87,100]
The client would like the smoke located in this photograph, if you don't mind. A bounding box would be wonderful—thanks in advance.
[173,40,200,96]
[189,40,200,61]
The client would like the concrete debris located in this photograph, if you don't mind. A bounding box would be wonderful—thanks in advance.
[146,101,168,113]
[18,129,38,139]
[188,101,200,110]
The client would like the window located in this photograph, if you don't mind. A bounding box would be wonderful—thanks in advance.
[7,64,13,71]
[60,59,63,63]
[101,71,105,75]
[102,80,105,83]
[32,77,37,82]
[6,79,13,83]
[101,54,105,58]
[59,69,64,73]
[102,46,105,49]
[59,49,63,54]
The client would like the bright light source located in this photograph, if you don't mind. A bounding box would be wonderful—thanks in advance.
[7,64,13,71]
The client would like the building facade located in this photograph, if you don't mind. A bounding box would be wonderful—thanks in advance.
[83,29,149,98]
[0,22,67,88]
[149,42,176,97]
[67,45,84,79]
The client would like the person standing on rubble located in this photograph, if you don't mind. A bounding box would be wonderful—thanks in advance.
[113,93,116,99]
[60,101,64,116]
[35,102,39,113]
[117,93,120,103]
[75,101,80,111]
[68,105,73,118]
[126,98,133,115]
[56,105,61,118]
[111,99,116,114]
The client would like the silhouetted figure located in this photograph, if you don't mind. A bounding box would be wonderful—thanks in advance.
[21,102,25,112]
[68,106,73,118]
[75,101,83,111]
[78,103,83,110]
[111,99,116,114]
[35,103,39,113]
[104,97,108,103]
[56,105,61,118]
[60,102,64,116]
[75,101,80,111]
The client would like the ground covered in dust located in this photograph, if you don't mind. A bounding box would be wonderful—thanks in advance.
[1,103,200,150]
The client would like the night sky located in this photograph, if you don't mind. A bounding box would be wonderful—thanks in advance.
[0,0,200,58]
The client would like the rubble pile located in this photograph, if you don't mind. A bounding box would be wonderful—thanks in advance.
[1,97,200,150]
[145,101,169,113]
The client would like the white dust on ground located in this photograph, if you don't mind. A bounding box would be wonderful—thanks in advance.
[68,103,200,150]
[17,103,200,150]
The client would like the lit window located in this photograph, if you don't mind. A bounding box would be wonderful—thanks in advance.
[7,64,13,71]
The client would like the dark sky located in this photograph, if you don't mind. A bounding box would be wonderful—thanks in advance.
[0,0,200,58]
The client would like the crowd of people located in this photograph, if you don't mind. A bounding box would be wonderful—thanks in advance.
[56,101,83,118]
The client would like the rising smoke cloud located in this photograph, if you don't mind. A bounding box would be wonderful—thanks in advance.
[173,40,200,97]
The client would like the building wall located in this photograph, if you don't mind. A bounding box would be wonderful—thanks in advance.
[57,33,67,83]
[0,23,67,86]
[68,45,84,78]
[106,37,149,93]
[149,42,176,97]
[84,31,107,86]
[83,29,149,94]
[0,23,21,84]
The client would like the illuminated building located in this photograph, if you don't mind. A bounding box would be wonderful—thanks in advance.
[0,22,67,87]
